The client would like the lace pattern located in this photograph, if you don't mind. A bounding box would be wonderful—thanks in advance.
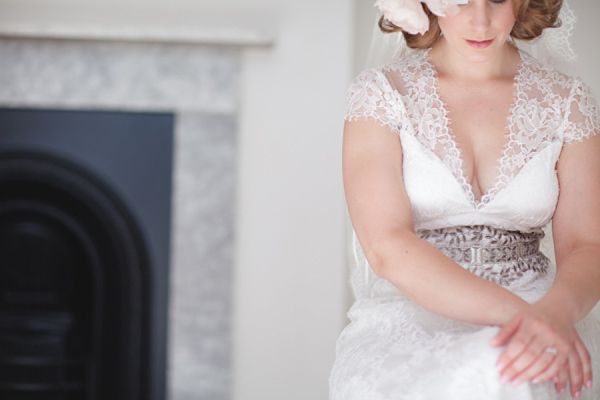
[345,49,600,209]
[563,79,600,142]
[394,51,473,205]
[488,51,567,206]
[345,69,404,134]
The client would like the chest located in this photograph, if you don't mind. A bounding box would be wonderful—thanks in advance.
[435,78,516,197]
[399,130,561,231]
[400,82,566,213]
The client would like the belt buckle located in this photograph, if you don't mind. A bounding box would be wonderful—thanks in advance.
[470,245,483,265]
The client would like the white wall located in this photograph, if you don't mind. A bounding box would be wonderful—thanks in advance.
[569,0,600,94]
[233,1,352,399]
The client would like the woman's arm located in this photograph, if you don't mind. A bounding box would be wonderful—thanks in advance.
[492,133,600,396]
[343,117,527,326]
[549,133,600,323]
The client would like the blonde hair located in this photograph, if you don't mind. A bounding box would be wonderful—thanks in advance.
[379,0,563,49]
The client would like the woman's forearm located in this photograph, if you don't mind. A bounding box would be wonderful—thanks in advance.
[365,230,527,326]
[537,245,600,325]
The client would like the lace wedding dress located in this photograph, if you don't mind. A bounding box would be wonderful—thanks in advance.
[329,49,600,400]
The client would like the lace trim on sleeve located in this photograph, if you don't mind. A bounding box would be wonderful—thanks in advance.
[345,68,403,134]
[563,79,600,143]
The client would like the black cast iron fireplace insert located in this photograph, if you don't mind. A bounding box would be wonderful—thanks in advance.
[0,108,173,400]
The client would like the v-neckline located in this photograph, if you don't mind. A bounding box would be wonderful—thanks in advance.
[422,47,526,210]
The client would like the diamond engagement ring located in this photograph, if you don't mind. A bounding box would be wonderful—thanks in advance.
[545,347,558,355]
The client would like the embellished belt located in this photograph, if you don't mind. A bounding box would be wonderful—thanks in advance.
[416,225,549,286]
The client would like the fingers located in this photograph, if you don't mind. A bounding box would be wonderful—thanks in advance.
[490,314,523,347]
[498,333,595,400]
[496,331,533,374]
[530,349,567,384]
[499,339,567,385]
[494,316,562,383]
[524,350,566,384]
[574,334,593,390]
[565,333,594,398]
[492,309,595,397]
[568,348,584,399]
[555,367,568,395]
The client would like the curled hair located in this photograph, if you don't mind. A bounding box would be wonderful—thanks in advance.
[379,0,563,49]
[512,0,562,40]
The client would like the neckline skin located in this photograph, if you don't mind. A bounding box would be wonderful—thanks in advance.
[428,39,522,83]
[423,47,525,207]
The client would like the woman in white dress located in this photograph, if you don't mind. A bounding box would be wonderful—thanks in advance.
[330,0,600,399]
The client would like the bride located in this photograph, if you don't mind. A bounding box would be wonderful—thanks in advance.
[329,0,600,399]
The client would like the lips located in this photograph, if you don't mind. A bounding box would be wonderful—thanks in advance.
[466,39,494,49]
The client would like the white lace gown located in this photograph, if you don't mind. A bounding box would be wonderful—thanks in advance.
[329,49,600,400]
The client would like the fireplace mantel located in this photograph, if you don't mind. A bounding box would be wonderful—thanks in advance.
[0,2,275,47]
[0,23,274,47]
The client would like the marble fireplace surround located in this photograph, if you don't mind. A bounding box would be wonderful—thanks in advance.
[0,27,272,400]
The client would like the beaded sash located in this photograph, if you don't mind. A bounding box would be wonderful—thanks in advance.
[416,226,549,286]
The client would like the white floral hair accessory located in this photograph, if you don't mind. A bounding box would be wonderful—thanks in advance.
[375,0,468,35]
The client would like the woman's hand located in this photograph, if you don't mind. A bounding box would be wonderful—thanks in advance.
[551,332,593,398]
[490,304,593,398]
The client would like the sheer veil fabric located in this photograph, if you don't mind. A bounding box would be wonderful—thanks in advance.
[331,2,600,399]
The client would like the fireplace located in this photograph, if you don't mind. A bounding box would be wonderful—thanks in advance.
[0,34,240,398]
[0,108,174,399]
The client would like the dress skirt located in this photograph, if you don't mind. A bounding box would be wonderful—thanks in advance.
[329,227,600,400]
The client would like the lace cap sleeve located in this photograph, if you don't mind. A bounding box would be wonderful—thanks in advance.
[345,68,404,134]
[563,79,600,143]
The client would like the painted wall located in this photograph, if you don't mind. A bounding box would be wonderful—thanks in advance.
[233,1,352,398]
[569,0,600,94]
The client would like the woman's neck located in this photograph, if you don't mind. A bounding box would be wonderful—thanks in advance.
[429,38,520,83]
